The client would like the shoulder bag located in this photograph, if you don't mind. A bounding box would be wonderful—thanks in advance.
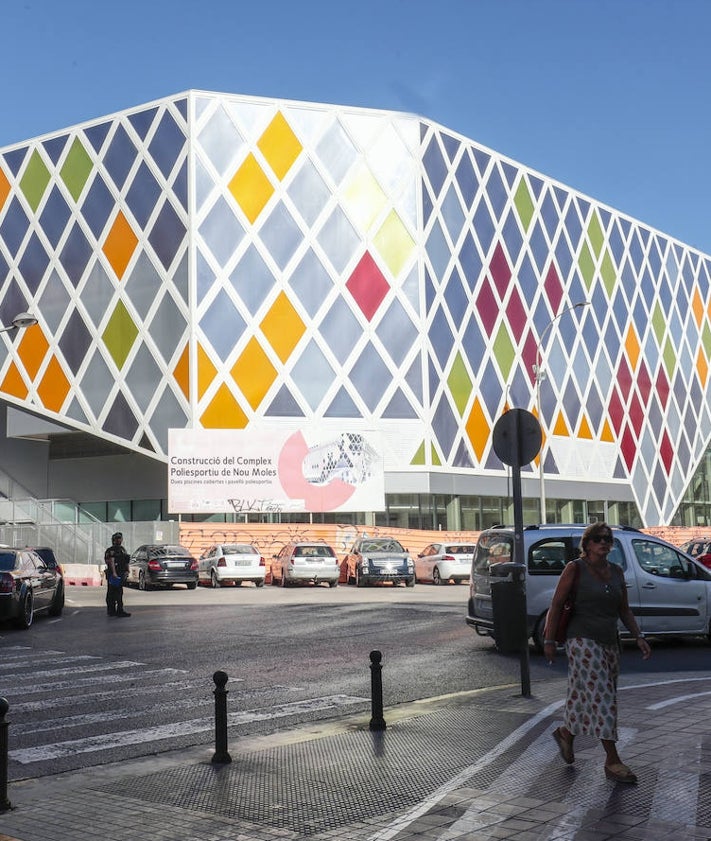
[554,559,581,644]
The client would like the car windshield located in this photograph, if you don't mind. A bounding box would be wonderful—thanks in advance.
[33,548,57,567]
[362,540,404,553]
[446,545,475,554]
[224,545,257,554]
[149,545,188,558]
[295,545,335,557]
[0,552,18,571]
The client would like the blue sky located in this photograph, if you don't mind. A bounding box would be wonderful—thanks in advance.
[3,0,710,252]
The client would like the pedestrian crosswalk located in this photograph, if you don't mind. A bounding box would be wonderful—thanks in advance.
[1,645,368,773]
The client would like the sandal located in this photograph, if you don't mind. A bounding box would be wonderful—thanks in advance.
[604,762,638,784]
[552,727,574,764]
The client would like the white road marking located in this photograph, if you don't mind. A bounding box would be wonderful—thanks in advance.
[2,667,190,694]
[647,689,711,709]
[9,694,368,763]
[368,675,711,841]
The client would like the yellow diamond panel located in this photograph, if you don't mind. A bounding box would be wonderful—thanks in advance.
[200,383,248,429]
[257,111,303,180]
[342,164,388,232]
[465,397,489,462]
[553,412,570,436]
[260,292,306,364]
[103,211,138,279]
[373,211,415,278]
[173,343,190,401]
[231,337,277,411]
[38,356,71,412]
[197,343,217,400]
[229,153,274,224]
[577,415,594,439]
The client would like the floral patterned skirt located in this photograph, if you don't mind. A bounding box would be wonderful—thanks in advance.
[563,636,620,741]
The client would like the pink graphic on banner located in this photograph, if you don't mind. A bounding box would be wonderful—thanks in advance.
[278,431,355,511]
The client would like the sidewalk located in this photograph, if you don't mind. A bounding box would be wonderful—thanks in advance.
[2,671,711,841]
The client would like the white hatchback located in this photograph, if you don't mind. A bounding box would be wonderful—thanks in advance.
[198,543,266,588]
[415,542,474,584]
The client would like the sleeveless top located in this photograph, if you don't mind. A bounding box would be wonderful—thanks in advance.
[565,559,625,647]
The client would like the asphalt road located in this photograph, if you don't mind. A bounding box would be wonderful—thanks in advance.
[1,581,709,780]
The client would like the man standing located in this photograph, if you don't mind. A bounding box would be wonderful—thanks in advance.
[105,532,131,617]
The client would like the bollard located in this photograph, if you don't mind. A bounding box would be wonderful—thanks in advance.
[211,670,232,764]
[369,650,386,731]
[0,697,11,812]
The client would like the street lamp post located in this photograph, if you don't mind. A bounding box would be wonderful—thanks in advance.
[0,312,38,334]
[533,301,590,524]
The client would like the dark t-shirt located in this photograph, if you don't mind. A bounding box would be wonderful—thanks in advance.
[105,545,130,578]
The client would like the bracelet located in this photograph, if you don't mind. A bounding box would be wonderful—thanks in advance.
[636,634,645,640]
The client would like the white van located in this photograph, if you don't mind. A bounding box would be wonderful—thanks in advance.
[466,524,711,651]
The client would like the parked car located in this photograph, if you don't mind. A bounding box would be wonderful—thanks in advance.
[198,543,266,587]
[0,548,64,628]
[271,542,340,587]
[343,536,415,587]
[415,542,474,584]
[467,524,711,651]
[126,544,198,590]
[679,537,711,570]
[29,546,64,576]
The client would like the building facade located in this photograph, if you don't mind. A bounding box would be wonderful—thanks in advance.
[0,90,710,529]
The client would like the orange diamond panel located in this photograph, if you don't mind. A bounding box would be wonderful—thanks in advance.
[103,211,138,279]
[38,356,71,413]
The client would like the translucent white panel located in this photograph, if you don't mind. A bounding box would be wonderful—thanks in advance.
[258,203,303,271]
[198,105,245,176]
[316,119,357,187]
[317,206,359,274]
[80,259,115,327]
[287,158,330,227]
[290,340,335,411]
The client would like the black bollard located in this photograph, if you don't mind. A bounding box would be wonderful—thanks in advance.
[0,697,11,812]
[211,670,232,764]
[369,650,386,731]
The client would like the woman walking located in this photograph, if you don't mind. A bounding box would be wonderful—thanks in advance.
[543,522,651,783]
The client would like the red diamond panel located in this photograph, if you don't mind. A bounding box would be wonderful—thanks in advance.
[346,251,390,321]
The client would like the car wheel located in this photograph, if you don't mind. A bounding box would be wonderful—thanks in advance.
[329,579,338,588]
[356,569,365,588]
[406,576,415,588]
[256,579,265,588]
[16,591,33,629]
[138,571,147,591]
[48,581,65,616]
[187,581,197,590]
[211,570,221,589]
[432,567,442,586]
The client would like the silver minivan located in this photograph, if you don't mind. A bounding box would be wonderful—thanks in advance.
[466,524,711,651]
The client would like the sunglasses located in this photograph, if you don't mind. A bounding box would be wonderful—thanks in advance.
[591,535,613,544]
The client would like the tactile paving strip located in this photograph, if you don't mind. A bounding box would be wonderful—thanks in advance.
[92,706,530,836]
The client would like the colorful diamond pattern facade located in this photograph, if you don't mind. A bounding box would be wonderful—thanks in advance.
[0,90,709,525]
